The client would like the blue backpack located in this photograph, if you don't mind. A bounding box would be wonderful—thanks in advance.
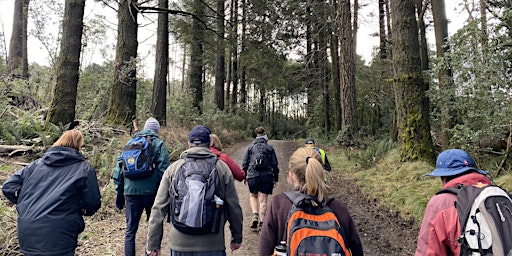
[120,135,154,179]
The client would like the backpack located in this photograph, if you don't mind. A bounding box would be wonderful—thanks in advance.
[282,191,351,256]
[120,135,154,179]
[251,142,272,170]
[171,156,220,235]
[437,184,512,255]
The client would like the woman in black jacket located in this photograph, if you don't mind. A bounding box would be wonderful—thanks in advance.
[2,129,101,256]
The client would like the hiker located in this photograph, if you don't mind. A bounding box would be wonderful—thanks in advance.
[242,126,279,230]
[258,147,363,256]
[415,149,492,255]
[304,137,331,171]
[112,117,171,256]
[210,133,246,182]
[145,125,243,256]
[2,129,101,256]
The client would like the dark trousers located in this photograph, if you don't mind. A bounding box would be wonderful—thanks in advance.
[124,194,156,256]
[171,250,226,256]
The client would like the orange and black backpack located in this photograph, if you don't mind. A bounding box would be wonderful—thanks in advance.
[282,191,351,256]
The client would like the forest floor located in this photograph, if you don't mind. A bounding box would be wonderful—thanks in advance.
[71,139,419,255]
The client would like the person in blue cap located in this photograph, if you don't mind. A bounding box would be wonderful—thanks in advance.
[415,149,491,255]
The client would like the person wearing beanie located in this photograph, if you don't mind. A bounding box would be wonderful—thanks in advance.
[304,137,331,171]
[112,117,171,256]
[242,126,279,231]
[415,149,492,255]
[146,125,243,256]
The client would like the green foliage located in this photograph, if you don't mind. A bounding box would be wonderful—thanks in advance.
[344,139,397,168]
[76,63,114,121]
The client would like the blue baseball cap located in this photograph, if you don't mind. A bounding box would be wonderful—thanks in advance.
[425,149,488,177]
[188,125,211,145]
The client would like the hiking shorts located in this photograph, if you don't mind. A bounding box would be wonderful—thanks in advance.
[247,175,274,195]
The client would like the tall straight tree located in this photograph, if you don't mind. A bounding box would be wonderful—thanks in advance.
[390,0,434,162]
[189,0,205,113]
[339,0,357,145]
[106,0,138,125]
[329,0,342,132]
[46,0,85,127]
[228,0,239,112]
[431,0,454,148]
[151,0,169,126]
[7,0,29,79]
[214,0,226,110]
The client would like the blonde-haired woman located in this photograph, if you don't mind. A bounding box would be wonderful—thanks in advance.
[2,129,101,256]
[258,147,363,256]
[210,134,246,181]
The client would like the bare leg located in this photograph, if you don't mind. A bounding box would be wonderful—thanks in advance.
[258,193,269,222]
[249,192,259,228]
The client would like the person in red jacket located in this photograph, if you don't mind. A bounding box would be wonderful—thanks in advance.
[415,149,492,256]
[210,134,246,182]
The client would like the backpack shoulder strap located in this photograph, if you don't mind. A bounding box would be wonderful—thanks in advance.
[436,186,461,196]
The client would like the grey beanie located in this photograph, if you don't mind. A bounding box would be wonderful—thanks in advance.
[144,117,160,133]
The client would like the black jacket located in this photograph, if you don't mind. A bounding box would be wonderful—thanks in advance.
[2,146,101,255]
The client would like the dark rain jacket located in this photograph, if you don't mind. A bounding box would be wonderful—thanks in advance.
[2,146,101,256]
[241,136,279,181]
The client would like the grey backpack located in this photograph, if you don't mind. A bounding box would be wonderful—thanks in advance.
[171,156,220,235]
[437,184,512,255]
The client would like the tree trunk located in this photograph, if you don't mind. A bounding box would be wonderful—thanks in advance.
[390,0,434,162]
[432,0,455,148]
[106,0,138,125]
[330,0,342,132]
[46,0,85,128]
[240,0,247,106]
[229,0,239,112]
[189,0,205,113]
[8,0,29,79]
[151,0,169,126]
[215,0,226,111]
[339,0,357,145]
[379,0,387,59]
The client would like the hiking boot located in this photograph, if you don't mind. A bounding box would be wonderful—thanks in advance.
[250,214,259,229]
[258,221,263,231]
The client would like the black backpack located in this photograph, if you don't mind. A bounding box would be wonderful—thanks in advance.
[251,142,272,170]
[119,135,154,179]
[437,184,512,255]
[171,156,220,235]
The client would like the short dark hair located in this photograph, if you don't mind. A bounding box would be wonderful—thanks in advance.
[255,127,265,135]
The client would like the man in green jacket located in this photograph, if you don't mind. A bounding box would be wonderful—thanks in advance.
[112,117,171,256]
[145,125,243,256]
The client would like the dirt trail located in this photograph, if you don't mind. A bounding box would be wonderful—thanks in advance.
[95,140,419,255]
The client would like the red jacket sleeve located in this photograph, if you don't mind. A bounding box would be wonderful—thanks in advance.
[218,153,246,182]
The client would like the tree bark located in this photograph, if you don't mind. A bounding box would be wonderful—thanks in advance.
[189,0,205,113]
[339,0,357,145]
[7,0,29,79]
[106,0,138,125]
[390,1,434,162]
[46,0,85,128]
[431,0,455,148]
[151,0,169,126]
[330,0,342,132]
[215,0,226,111]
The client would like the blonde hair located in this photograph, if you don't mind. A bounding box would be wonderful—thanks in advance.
[289,147,331,203]
[53,129,84,151]
[210,134,223,151]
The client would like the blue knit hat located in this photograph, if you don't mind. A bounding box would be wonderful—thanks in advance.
[424,149,488,177]
[188,125,211,145]
[144,117,160,133]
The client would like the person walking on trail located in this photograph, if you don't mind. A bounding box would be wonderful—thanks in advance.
[2,129,101,256]
[242,126,279,230]
[304,137,331,171]
[112,117,171,256]
[258,147,363,256]
[145,125,243,256]
[415,149,492,256]
[210,133,246,182]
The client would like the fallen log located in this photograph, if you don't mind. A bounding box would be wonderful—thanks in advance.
[0,145,45,157]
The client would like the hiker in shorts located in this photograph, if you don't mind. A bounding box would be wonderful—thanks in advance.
[242,126,279,230]
[304,137,331,171]
[112,117,171,256]
[415,149,492,255]
[258,147,363,256]
[145,125,243,256]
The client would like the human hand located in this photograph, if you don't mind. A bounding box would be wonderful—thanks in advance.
[146,249,160,256]
[115,193,125,210]
[230,242,242,251]
[243,179,247,186]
